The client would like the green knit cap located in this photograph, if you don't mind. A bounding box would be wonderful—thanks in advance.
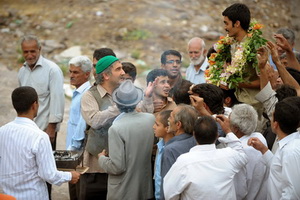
[96,55,119,74]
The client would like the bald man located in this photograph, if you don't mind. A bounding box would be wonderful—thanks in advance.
[186,37,208,84]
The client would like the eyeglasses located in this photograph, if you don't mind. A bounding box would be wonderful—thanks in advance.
[165,60,182,64]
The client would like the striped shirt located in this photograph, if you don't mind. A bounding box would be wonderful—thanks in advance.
[0,117,71,200]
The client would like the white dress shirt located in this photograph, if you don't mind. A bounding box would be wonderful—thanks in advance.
[262,131,300,200]
[163,133,247,200]
[0,117,71,200]
[18,55,65,131]
[239,132,268,200]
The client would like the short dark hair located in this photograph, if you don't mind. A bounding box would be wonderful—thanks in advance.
[173,79,193,105]
[273,96,300,135]
[207,46,217,59]
[146,69,168,85]
[222,88,240,107]
[157,110,172,127]
[160,50,182,64]
[122,62,137,81]
[222,3,251,31]
[286,67,300,85]
[12,86,38,114]
[93,48,116,61]
[116,104,136,113]
[275,84,297,102]
[192,83,225,114]
[194,116,218,145]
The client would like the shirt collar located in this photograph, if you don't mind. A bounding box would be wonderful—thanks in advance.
[191,58,209,73]
[75,81,91,94]
[97,84,110,98]
[278,131,300,150]
[190,144,216,152]
[24,55,43,70]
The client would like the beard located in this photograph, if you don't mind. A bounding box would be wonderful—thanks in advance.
[191,54,205,66]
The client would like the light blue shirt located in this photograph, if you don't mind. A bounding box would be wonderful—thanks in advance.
[154,139,165,200]
[66,81,91,150]
[185,58,208,84]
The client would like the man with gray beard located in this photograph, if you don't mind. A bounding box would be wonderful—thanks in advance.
[186,37,208,84]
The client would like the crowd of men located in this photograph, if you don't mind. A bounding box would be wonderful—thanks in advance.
[1,2,300,200]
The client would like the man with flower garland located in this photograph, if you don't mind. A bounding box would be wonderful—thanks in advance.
[220,3,266,131]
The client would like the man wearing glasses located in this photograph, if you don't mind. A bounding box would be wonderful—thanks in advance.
[160,50,183,97]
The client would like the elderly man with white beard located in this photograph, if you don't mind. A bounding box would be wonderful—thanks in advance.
[186,37,208,84]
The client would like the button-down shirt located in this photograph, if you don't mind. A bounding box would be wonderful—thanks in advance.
[154,139,165,200]
[185,58,208,84]
[18,55,65,131]
[262,131,300,200]
[66,81,91,150]
[163,133,247,200]
[160,133,197,200]
[0,117,71,200]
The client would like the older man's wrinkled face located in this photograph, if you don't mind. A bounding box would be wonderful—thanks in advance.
[108,61,125,88]
[162,55,182,79]
[69,65,90,89]
[22,40,41,68]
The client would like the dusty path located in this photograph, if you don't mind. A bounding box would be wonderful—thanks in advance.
[0,64,71,200]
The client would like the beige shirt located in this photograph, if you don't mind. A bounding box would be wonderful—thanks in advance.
[81,84,120,173]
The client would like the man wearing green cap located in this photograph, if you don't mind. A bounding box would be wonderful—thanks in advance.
[80,55,125,199]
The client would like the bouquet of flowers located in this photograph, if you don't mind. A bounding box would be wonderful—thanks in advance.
[205,21,267,89]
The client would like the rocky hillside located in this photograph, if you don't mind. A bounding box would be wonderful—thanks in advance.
[1,0,300,74]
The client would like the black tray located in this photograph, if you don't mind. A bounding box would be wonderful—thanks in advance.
[53,150,83,169]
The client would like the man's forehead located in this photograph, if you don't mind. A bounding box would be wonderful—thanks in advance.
[166,54,180,60]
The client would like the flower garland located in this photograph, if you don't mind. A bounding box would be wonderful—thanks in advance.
[205,21,267,89]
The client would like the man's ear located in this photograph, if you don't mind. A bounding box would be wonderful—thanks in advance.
[176,120,182,130]
[203,49,208,57]
[102,72,110,80]
[234,20,240,28]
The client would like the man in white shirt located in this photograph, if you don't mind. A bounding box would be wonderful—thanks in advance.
[0,86,80,200]
[163,115,247,200]
[18,35,64,150]
[186,37,208,84]
[249,96,300,199]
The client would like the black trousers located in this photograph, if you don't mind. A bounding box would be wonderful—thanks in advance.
[79,173,108,200]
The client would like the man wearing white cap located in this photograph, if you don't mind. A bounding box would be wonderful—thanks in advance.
[98,80,155,200]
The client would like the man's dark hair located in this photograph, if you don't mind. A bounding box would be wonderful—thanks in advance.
[207,46,217,59]
[194,116,218,145]
[222,88,240,107]
[146,69,168,85]
[160,50,182,64]
[93,48,116,61]
[286,67,300,85]
[192,83,225,114]
[12,86,38,114]
[173,79,193,105]
[157,110,172,127]
[276,28,296,45]
[273,96,300,135]
[275,84,297,102]
[122,62,137,81]
[222,3,251,31]
[116,104,136,113]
